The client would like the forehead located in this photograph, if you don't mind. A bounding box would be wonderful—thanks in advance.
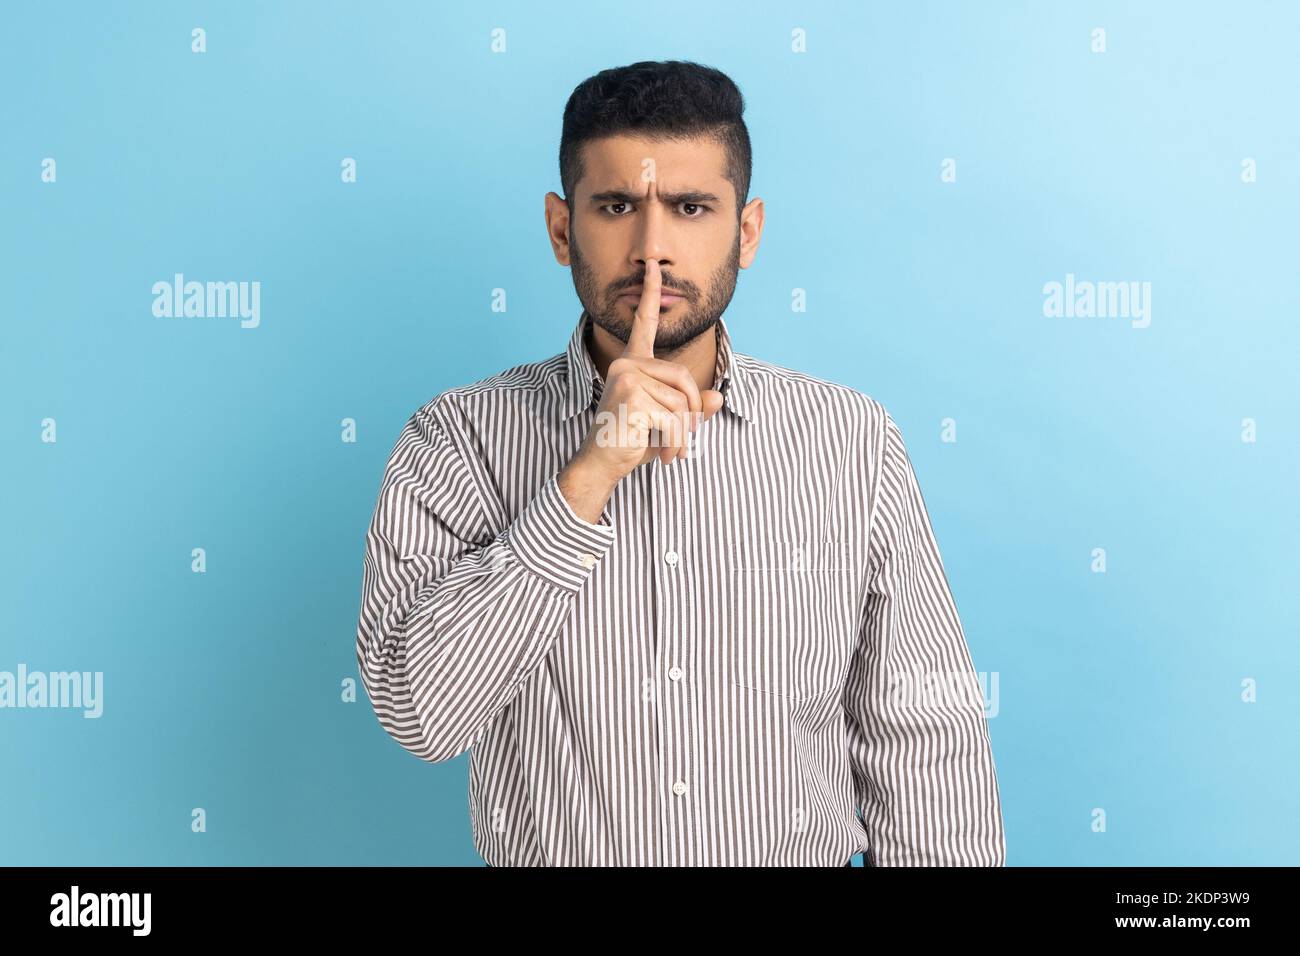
[576,134,731,197]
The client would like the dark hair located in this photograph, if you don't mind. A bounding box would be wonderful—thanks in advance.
[559,60,752,220]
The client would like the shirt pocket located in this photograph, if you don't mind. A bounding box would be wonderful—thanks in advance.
[724,537,858,701]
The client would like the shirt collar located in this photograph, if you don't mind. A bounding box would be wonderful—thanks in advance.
[561,308,757,425]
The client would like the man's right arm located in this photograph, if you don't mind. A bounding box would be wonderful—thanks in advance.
[360,261,722,763]
[355,401,616,763]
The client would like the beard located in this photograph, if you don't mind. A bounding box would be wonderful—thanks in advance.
[569,228,741,354]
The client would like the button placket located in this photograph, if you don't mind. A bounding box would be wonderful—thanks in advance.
[651,454,696,865]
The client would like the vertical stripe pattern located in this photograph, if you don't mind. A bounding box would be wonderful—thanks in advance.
[355,309,1006,866]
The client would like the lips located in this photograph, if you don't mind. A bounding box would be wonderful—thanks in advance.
[620,290,686,304]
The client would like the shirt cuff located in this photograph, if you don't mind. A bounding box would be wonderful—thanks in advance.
[505,472,616,592]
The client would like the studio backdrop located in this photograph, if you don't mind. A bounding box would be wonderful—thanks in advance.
[2,0,1296,865]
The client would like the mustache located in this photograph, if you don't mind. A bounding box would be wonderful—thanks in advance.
[612,277,694,297]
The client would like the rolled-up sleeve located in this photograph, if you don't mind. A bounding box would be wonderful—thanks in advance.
[843,410,1006,865]
[355,400,615,764]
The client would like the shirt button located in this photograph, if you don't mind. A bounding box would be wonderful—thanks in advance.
[668,666,683,681]
[672,781,687,796]
[579,553,596,569]
[664,550,679,567]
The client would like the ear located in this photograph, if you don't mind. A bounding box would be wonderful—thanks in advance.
[738,196,764,269]
[544,192,572,265]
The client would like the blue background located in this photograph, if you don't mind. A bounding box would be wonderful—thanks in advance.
[2,0,1296,865]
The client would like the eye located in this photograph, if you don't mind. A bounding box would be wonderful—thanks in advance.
[598,202,712,217]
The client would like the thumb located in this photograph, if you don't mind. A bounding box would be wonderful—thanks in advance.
[698,388,725,424]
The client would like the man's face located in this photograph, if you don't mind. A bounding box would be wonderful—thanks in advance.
[563,134,743,353]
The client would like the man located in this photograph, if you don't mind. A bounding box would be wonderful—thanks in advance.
[355,60,1005,866]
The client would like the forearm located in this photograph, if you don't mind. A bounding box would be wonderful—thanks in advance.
[358,472,615,763]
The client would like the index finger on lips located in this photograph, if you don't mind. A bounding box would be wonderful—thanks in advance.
[622,258,662,359]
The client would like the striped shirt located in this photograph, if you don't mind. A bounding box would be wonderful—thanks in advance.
[356,309,1006,866]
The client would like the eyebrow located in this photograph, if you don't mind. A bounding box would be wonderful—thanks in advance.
[588,188,722,206]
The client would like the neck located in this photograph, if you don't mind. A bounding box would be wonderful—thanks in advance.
[586,314,720,395]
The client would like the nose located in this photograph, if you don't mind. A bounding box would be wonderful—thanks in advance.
[629,195,674,277]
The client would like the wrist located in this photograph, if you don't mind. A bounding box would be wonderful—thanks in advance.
[564,447,622,492]
[558,450,620,524]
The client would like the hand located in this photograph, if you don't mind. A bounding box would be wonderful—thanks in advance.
[575,259,725,485]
